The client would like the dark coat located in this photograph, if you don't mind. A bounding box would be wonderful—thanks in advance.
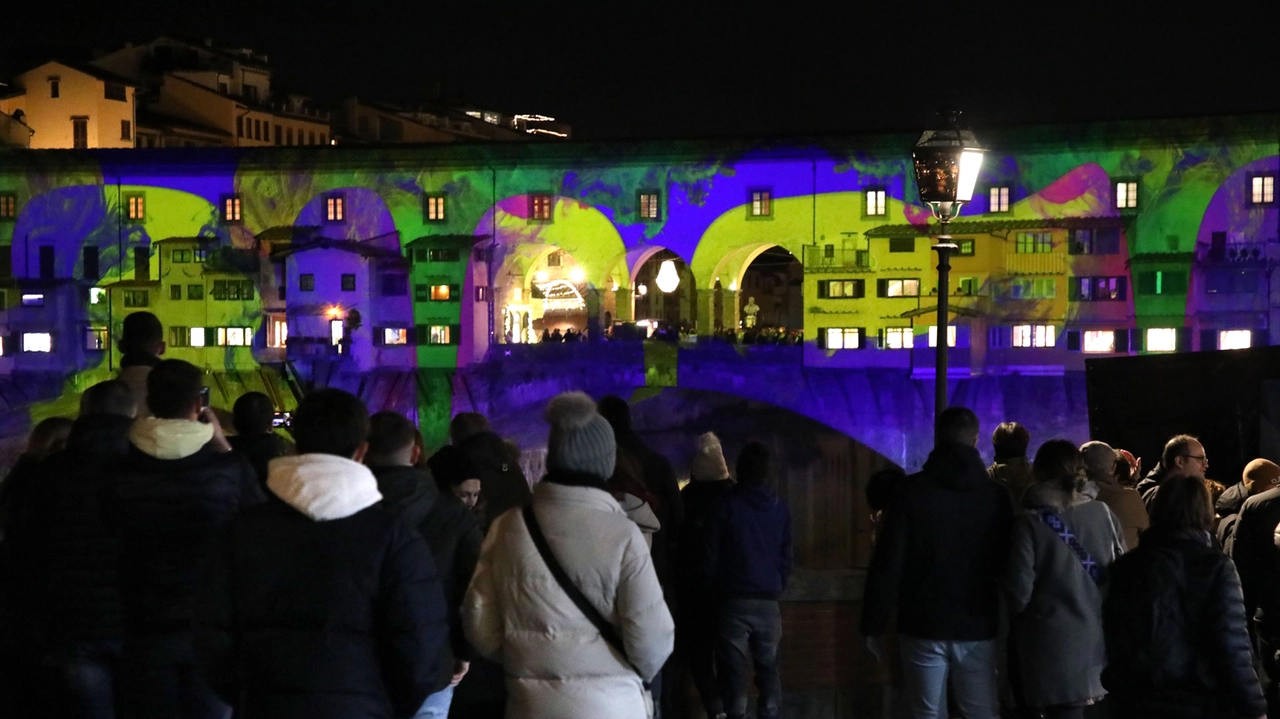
[702,482,793,599]
[27,414,134,654]
[372,465,483,693]
[457,431,531,527]
[615,429,683,586]
[228,432,290,489]
[1103,529,1266,719]
[0,453,45,653]
[195,495,447,719]
[861,441,1014,640]
[676,479,734,592]
[1229,486,1280,631]
[106,441,264,661]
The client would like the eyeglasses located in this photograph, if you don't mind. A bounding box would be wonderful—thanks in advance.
[1181,454,1208,462]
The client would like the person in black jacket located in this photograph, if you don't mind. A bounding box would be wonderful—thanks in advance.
[28,380,137,719]
[1104,474,1266,719]
[450,412,531,530]
[105,359,264,719]
[195,389,448,719]
[861,406,1014,719]
[1230,455,1280,716]
[1135,434,1209,509]
[228,391,292,489]
[365,411,482,719]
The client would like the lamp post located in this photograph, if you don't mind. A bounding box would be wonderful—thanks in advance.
[912,110,985,425]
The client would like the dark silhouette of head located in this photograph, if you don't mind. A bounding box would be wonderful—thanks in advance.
[80,379,137,418]
[449,412,491,445]
[233,392,274,436]
[992,422,1030,460]
[1033,439,1084,493]
[292,389,369,459]
[936,406,980,447]
[146,359,203,419]
[866,466,907,513]
[736,442,771,486]
[597,395,631,434]
[365,411,420,467]
[119,311,164,357]
[1149,473,1214,533]
[26,416,74,460]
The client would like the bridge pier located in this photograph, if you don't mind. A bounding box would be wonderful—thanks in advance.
[697,289,716,335]
[614,287,633,322]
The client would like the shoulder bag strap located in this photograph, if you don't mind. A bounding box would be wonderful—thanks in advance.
[522,505,643,677]
[1034,508,1102,583]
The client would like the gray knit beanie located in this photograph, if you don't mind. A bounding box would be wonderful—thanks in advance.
[545,391,617,480]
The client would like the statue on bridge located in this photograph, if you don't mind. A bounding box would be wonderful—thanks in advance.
[743,296,760,329]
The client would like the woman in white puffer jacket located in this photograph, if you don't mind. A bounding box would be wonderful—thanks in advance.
[462,392,674,719]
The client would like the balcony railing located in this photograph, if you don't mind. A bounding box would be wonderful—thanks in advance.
[1004,252,1066,275]
[802,246,871,273]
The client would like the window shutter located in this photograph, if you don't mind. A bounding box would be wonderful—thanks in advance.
[855,328,867,349]
[449,284,460,300]
[1114,329,1130,353]
[816,281,827,299]
[415,324,427,346]
[853,280,865,298]
[876,279,888,297]
[877,328,885,349]
[817,328,827,349]
[1067,230,1082,255]
[1116,277,1128,301]
[450,324,461,345]
[1066,330,1081,351]
[1176,327,1192,352]
[372,327,383,347]
[1068,279,1081,301]
[1199,329,1217,352]
[1253,329,1270,348]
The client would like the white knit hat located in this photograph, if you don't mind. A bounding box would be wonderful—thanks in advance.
[691,432,730,481]
[545,391,617,480]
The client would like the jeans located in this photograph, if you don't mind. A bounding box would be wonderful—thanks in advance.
[898,635,998,719]
[119,660,231,719]
[53,641,122,719]
[415,685,455,719]
[716,598,782,719]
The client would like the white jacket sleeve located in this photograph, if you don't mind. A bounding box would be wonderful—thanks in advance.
[461,520,506,663]
[614,526,675,682]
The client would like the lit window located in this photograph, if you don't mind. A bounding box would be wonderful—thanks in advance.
[1013,324,1056,348]
[330,320,345,346]
[89,288,106,305]
[123,290,148,308]
[750,190,771,217]
[989,186,1010,212]
[429,325,451,345]
[428,248,459,262]
[222,196,242,223]
[383,328,408,345]
[190,327,206,347]
[866,189,886,216]
[824,280,862,298]
[0,336,4,355]
[0,193,16,219]
[883,327,914,349]
[1015,232,1053,254]
[957,239,975,256]
[1146,328,1178,352]
[1115,180,1138,209]
[928,325,957,348]
[639,192,661,221]
[84,327,108,351]
[1219,329,1252,350]
[22,293,45,307]
[217,327,252,346]
[885,279,920,297]
[430,285,451,301]
[530,193,553,221]
[22,332,52,353]
[267,317,288,348]
[1083,330,1115,353]
[326,195,345,222]
[126,194,145,220]
[425,195,447,222]
[824,328,861,349]
[1251,176,1276,205]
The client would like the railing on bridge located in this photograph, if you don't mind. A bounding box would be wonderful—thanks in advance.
[485,339,804,366]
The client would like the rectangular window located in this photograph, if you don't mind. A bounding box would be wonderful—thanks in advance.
[878,278,920,298]
[215,327,252,347]
[1068,228,1121,255]
[341,274,356,292]
[822,279,864,299]
[330,319,344,346]
[1083,330,1116,353]
[476,286,490,302]
[428,325,451,345]
[430,284,452,301]
[1073,276,1126,301]
[168,327,188,348]
[123,290,149,307]
[927,325,957,348]
[889,237,915,253]
[865,189,886,216]
[1007,278,1057,300]
[82,247,99,280]
[326,195,345,222]
[989,186,1010,212]
[638,192,661,221]
[274,125,282,145]
[104,82,127,101]
[50,79,59,98]
[84,327,108,351]
[22,333,52,353]
[957,277,979,296]
[824,328,862,350]
[749,190,772,217]
[68,118,84,149]
[253,119,261,141]
[1219,329,1253,350]
[40,246,55,278]
[134,247,149,280]
[190,327,206,347]
[883,327,914,349]
[1116,180,1139,209]
[0,193,15,219]
[1146,327,1178,352]
[121,120,132,141]
[428,248,460,262]
[956,239,975,256]
[299,274,314,291]
[1012,324,1056,348]
[170,284,182,300]
[172,249,191,263]
[22,293,45,307]
[126,194,145,220]
[383,328,409,346]
[309,131,316,145]
[1251,175,1276,205]
[89,288,106,305]
[267,317,288,348]
[1136,270,1188,295]
[236,116,244,138]
[1015,232,1053,254]
[222,195,242,223]
[424,194,447,222]
[193,248,207,263]
[529,193,553,221]
[187,284,203,300]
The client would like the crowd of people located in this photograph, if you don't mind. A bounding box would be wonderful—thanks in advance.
[0,311,795,719]
[864,408,1276,719]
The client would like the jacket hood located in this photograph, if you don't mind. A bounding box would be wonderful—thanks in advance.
[128,417,214,460]
[68,413,135,455]
[371,465,439,527]
[267,453,383,522]
[923,441,991,490]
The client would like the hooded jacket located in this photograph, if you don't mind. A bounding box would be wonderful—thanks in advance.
[861,441,1014,640]
[106,417,264,661]
[701,482,793,599]
[676,479,735,592]
[613,428,683,586]
[372,464,483,693]
[462,475,675,719]
[457,430,531,527]
[195,454,449,719]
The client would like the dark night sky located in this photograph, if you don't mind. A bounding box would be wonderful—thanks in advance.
[3,0,1276,140]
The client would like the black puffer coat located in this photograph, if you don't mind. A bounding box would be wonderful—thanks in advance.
[1229,486,1280,630]
[458,431,531,527]
[1103,528,1265,718]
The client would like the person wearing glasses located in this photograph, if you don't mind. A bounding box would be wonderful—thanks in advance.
[1136,435,1209,510]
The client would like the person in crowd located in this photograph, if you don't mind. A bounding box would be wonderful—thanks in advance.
[195,389,447,718]
[364,411,482,719]
[116,311,165,419]
[463,391,674,719]
[550,328,563,343]
[1104,474,1266,719]
[106,359,263,719]
[1006,440,1125,719]
[1136,434,1209,509]
[1217,459,1280,554]
[450,413,531,530]
[1230,453,1280,716]
[0,415,74,530]
[429,445,484,515]
[1081,441,1148,550]
[988,421,1035,504]
[228,391,293,489]
[609,448,661,548]
[866,466,907,548]
[701,442,793,719]
[1113,449,1141,487]
[26,381,136,719]
[862,406,1014,719]
[676,432,735,719]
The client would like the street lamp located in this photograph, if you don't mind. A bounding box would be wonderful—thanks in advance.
[912,110,985,424]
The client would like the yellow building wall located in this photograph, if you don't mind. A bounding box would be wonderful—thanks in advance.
[2,63,135,150]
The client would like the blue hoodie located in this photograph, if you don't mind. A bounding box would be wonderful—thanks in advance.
[702,482,793,599]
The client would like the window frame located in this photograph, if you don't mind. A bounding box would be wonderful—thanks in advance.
[988,186,1011,213]
[748,189,772,218]
[864,188,887,217]
[424,193,448,223]
[124,193,146,221]
[84,326,109,351]
[1114,178,1140,210]
[1248,174,1277,206]
[528,193,554,222]
[299,274,315,292]
[221,195,243,224]
[1014,232,1053,254]
[0,192,16,220]
[882,327,914,350]
[956,239,975,257]
[637,190,662,222]
[123,289,149,308]
[341,274,356,292]
[1012,324,1057,348]
[821,327,863,350]
[1082,330,1116,354]
[325,193,345,223]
